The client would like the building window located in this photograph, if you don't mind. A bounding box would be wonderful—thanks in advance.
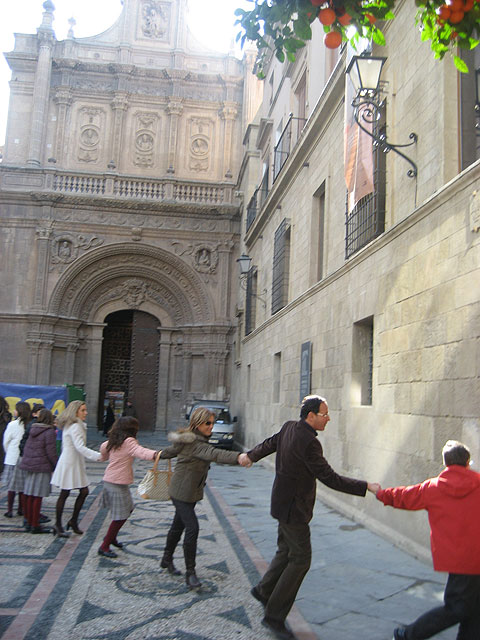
[352,316,374,406]
[312,182,325,283]
[245,267,258,336]
[272,218,291,314]
[247,364,251,399]
[345,104,386,259]
[273,351,281,403]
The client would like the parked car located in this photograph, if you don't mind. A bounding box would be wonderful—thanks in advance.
[185,401,237,449]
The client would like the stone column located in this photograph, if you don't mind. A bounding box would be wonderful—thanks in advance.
[182,350,192,401]
[219,102,238,179]
[38,340,54,384]
[33,222,52,310]
[27,2,56,167]
[53,87,73,163]
[84,323,106,428]
[214,350,229,399]
[26,339,42,384]
[156,329,172,431]
[65,342,79,385]
[166,99,183,173]
[109,93,129,169]
[217,240,234,319]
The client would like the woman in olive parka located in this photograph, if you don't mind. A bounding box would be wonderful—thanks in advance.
[159,406,244,589]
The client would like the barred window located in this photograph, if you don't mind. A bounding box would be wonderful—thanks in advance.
[245,267,257,336]
[272,218,291,314]
[345,104,386,259]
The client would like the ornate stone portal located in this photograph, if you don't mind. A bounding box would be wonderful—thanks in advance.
[0,0,261,429]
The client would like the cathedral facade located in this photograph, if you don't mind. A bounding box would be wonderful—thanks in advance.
[0,0,258,430]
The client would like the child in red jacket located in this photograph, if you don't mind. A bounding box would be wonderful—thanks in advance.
[376,440,480,640]
[98,416,157,558]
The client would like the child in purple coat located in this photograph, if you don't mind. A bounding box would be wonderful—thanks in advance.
[19,409,57,533]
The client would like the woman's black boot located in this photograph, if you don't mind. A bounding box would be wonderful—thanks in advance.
[186,570,201,589]
[184,542,201,589]
[161,553,181,576]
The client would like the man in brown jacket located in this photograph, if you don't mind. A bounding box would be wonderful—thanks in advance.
[243,394,380,640]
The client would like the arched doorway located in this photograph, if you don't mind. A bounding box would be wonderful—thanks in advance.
[98,310,159,430]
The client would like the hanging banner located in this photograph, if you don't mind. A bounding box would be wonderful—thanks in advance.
[0,382,68,416]
[344,47,374,212]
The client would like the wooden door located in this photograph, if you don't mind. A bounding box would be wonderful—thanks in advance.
[128,311,159,430]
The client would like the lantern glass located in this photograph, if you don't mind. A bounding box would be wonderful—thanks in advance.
[355,56,386,93]
[237,253,252,275]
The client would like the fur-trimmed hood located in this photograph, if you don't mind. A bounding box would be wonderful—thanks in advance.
[168,430,199,444]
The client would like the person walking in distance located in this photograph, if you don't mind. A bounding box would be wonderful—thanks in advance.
[241,395,380,640]
[51,401,101,537]
[375,440,480,640]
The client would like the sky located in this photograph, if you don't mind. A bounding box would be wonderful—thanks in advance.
[0,0,250,146]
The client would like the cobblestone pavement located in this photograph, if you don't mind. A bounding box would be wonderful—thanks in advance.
[0,430,456,640]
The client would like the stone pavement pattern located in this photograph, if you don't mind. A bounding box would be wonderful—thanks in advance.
[0,431,456,640]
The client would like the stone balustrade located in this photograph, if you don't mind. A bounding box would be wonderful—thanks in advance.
[0,166,235,207]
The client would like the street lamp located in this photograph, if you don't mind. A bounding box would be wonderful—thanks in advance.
[236,253,267,307]
[346,54,418,179]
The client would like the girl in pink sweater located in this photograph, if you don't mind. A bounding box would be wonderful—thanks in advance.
[98,416,157,558]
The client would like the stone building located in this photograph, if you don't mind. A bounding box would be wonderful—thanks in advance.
[233,8,480,557]
[0,0,260,430]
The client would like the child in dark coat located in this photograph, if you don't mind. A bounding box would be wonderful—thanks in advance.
[19,409,57,533]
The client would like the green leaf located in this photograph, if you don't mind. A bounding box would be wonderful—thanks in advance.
[275,48,286,63]
[372,28,386,46]
[293,15,312,40]
[453,55,469,73]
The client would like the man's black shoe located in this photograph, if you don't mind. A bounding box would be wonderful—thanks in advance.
[251,586,268,607]
[393,628,407,640]
[261,616,296,640]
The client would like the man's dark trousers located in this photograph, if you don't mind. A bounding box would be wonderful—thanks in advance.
[257,521,311,623]
[404,573,480,639]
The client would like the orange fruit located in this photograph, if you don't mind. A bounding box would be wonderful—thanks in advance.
[324,30,342,48]
[310,0,324,5]
[319,8,336,25]
[462,0,474,10]
[337,11,352,25]
[365,13,377,23]
[436,4,451,19]
[446,0,463,9]
[449,8,464,20]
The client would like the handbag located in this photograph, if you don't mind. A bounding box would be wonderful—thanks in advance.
[137,452,172,501]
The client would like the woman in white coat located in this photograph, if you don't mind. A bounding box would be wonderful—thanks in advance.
[2,401,31,517]
[51,400,101,536]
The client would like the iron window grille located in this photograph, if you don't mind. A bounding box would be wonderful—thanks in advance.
[246,168,270,233]
[271,218,291,315]
[273,114,307,182]
[245,266,257,336]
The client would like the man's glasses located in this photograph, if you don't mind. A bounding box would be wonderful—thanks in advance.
[317,412,329,417]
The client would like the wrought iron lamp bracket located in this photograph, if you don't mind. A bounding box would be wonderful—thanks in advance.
[239,275,267,308]
[352,94,418,179]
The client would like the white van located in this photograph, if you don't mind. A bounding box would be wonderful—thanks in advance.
[185,401,237,449]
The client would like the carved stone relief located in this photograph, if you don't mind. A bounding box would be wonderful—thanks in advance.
[77,107,105,164]
[187,117,214,173]
[171,241,219,277]
[133,112,159,168]
[50,233,104,272]
[139,0,170,41]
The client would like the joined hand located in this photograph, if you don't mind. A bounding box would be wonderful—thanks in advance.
[238,453,253,468]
